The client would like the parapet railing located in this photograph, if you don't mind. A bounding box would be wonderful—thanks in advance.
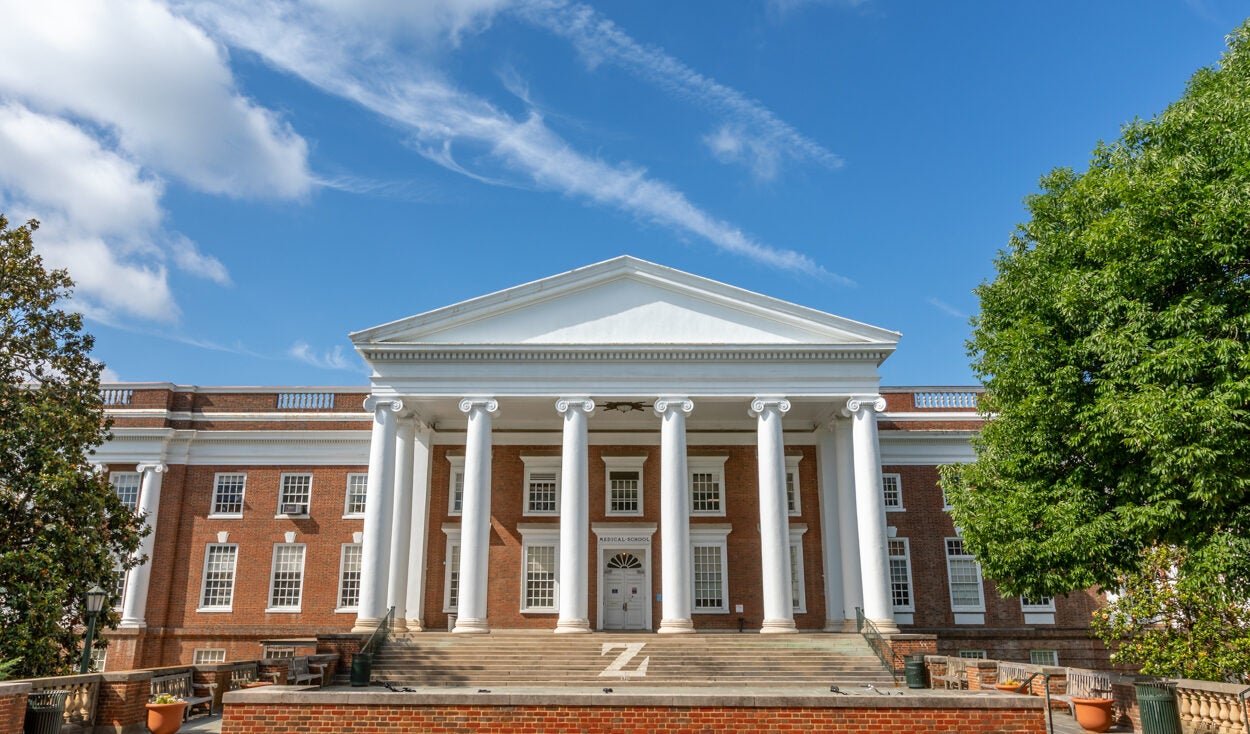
[855,607,902,684]
[912,391,979,409]
[276,392,336,410]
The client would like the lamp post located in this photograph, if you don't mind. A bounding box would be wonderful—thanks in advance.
[79,585,107,675]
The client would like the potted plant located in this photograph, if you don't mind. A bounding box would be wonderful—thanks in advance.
[145,692,187,734]
[994,678,1025,693]
[1071,696,1115,733]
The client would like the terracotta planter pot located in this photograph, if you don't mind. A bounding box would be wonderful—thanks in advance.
[995,682,1024,693]
[241,681,273,689]
[145,701,187,734]
[1071,697,1115,733]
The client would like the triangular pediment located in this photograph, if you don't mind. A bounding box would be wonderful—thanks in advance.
[351,256,899,347]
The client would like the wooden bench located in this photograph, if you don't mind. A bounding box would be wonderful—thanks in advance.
[1052,669,1114,714]
[997,662,1042,693]
[151,670,216,720]
[289,657,326,687]
[932,657,968,689]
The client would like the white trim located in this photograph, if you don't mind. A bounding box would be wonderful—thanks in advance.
[275,472,312,519]
[603,456,646,518]
[881,473,903,512]
[592,523,656,631]
[789,524,808,614]
[266,543,306,613]
[192,648,227,664]
[446,456,465,517]
[945,536,985,614]
[441,525,461,613]
[688,456,728,517]
[335,542,362,613]
[521,456,562,517]
[689,524,732,614]
[343,473,368,518]
[517,524,561,613]
[209,472,246,519]
[1030,650,1059,666]
[887,536,915,614]
[1021,595,1055,625]
[785,455,802,516]
[197,543,238,612]
[109,471,142,511]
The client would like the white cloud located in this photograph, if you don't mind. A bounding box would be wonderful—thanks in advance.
[290,341,358,371]
[928,297,970,320]
[99,365,123,383]
[170,236,232,286]
[703,125,781,181]
[39,231,178,323]
[0,0,312,199]
[180,0,848,281]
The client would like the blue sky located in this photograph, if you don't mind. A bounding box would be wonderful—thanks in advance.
[0,1,1245,388]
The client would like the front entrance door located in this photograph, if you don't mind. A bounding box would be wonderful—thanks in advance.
[602,551,646,630]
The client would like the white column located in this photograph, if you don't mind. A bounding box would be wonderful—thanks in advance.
[751,397,796,633]
[556,397,594,633]
[834,417,862,631]
[844,396,898,634]
[120,463,165,628]
[353,396,403,632]
[454,397,498,634]
[404,426,433,631]
[386,418,417,631]
[816,426,845,632]
[655,396,695,634]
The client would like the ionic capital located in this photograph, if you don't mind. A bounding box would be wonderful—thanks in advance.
[842,395,886,418]
[749,396,791,418]
[653,396,694,417]
[458,397,500,416]
[135,463,167,475]
[363,396,404,415]
[555,397,595,416]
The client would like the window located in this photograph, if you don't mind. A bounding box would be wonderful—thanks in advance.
[1030,650,1059,666]
[90,647,107,672]
[110,472,141,511]
[785,456,802,516]
[112,562,127,609]
[689,457,728,516]
[268,544,306,611]
[521,456,561,516]
[693,546,725,611]
[524,545,557,610]
[442,525,460,612]
[344,473,367,516]
[278,473,311,516]
[1021,595,1054,610]
[211,473,246,517]
[193,649,226,665]
[199,544,238,611]
[882,473,903,511]
[604,457,646,517]
[447,457,464,516]
[337,543,362,611]
[264,645,296,659]
[945,537,985,612]
[958,650,988,659]
[888,538,915,613]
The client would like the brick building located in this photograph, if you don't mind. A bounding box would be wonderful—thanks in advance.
[94,256,1105,672]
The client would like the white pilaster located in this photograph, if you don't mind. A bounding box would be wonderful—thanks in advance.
[751,397,797,633]
[655,396,695,634]
[353,396,403,632]
[844,396,898,634]
[120,463,165,628]
[833,417,862,631]
[386,418,417,631]
[816,426,845,632]
[404,426,433,631]
[454,397,498,634]
[555,397,594,633]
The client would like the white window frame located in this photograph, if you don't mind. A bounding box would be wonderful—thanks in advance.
[336,542,363,612]
[785,456,802,516]
[945,536,986,614]
[197,543,238,612]
[1021,595,1056,625]
[266,543,306,613]
[689,524,731,613]
[1030,649,1059,666]
[882,473,903,512]
[442,524,460,612]
[343,473,368,518]
[522,456,561,517]
[193,648,227,665]
[688,456,728,517]
[90,647,107,672]
[888,537,915,614]
[276,473,312,518]
[604,456,646,517]
[109,471,141,511]
[958,650,988,659]
[789,524,808,614]
[210,473,246,518]
[447,456,464,517]
[517,524,560,613]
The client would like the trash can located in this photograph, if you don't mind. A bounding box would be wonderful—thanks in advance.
[1135,682,1181,734]
[24,690,68,734]
[350,652,373,687]
[904,654,928,689]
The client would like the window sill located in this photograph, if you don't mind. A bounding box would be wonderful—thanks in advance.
[265,608,302,614]
[274,514,311,520]
[207,514,243,520]
[342,514,365,520]
[692,608,729,615]
[334,607,358,614]
[605,511,643,518]
[689,512,726,518]
[520,608,558,614]
[885,506,905,513]
[196,607,233,613]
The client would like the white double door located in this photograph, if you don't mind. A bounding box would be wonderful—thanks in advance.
[602,550,647,630]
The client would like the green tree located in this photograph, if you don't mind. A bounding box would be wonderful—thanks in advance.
[942,22,1250,599]
[1090,535,1250,681]
[0,216,144,677]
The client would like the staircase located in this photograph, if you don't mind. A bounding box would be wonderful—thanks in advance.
[372,632,895,688]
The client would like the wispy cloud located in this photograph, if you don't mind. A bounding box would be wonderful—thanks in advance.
[928,297,970,320]
[517,0,842,180]
[177,0,850,283]
[170,235,232,286]
[289,341,360,372]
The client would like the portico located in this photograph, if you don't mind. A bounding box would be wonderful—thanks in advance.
[349,257,901,636]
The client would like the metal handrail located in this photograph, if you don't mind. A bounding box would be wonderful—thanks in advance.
[361,606,395,656]
[855,607,902,684]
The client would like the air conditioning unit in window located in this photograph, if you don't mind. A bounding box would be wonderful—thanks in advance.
[280,503,307,515]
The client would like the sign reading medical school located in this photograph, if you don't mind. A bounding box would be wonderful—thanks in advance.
[598,536,652,545]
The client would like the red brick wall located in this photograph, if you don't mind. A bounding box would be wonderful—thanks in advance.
[0,684,29,733]
[220,702,1045,734]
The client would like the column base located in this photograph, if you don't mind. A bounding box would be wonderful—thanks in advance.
[869,618,900,635]
[351,617,383,633]
[554,618,591,634]
[391,619,408,633]
[658,618,695,634]
[452,617,491,634]
[841,618,860,633]
[118,619,147,629]
[760,618,798,634]
[406,619,425,632]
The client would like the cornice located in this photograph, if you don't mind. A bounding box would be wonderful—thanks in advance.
[105,409,371,422]
[358,344,894,364]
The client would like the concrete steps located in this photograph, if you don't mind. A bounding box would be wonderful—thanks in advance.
[372,632,895,688]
